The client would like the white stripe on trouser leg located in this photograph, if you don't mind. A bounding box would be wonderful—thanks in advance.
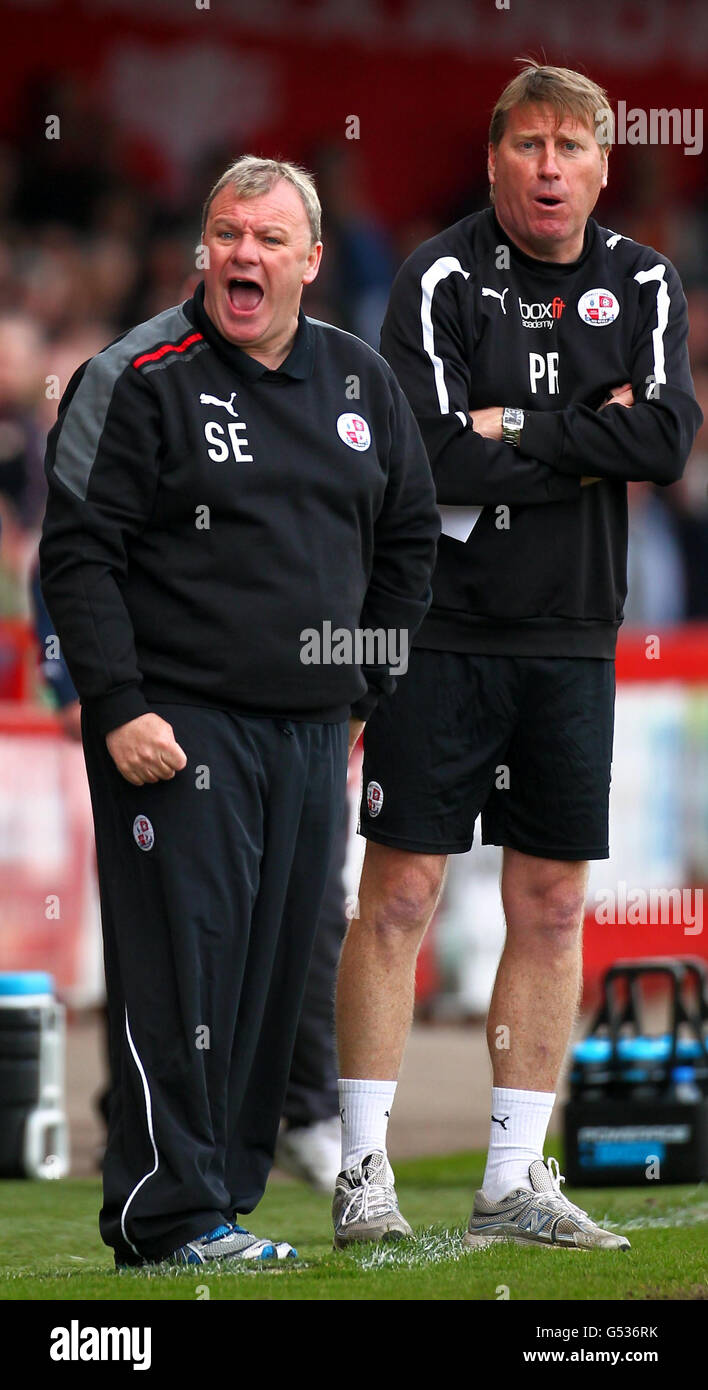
[120,1006,159,1257]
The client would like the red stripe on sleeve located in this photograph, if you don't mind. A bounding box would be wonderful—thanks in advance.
[132,332,203,369]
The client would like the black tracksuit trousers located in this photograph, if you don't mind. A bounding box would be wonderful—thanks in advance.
[281,794,349,1129]
[81,701,348,1263]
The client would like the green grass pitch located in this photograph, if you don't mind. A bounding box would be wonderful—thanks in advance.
[1,1151,706,1301]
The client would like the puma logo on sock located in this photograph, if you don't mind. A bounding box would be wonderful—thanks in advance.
[491,1114,509,1129]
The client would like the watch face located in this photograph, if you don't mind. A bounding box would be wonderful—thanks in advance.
[502,408,524,445]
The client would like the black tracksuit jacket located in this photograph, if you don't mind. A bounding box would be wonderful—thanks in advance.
[39,283,440,735]
[381,209,703,657]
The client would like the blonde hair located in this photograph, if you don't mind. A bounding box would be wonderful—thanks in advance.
[201,155,322,245]
[489,61,613,154]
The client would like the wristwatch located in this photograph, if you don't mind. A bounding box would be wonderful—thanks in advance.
[502,407,525,448]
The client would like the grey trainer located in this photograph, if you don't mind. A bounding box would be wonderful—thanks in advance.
[333,1150,413,1249]
[463,1157,631,1251]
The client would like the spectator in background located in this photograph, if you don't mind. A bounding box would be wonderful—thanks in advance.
[30,558,82,740]
[0,313,47,614]
[665,367,708,620]
[686,286,708,370]
[36,326,116,435]
[10,76,124,233]
[310,144,397,346]
[0,313,46,531]
[84,236,140,328]
[624,482,687,627]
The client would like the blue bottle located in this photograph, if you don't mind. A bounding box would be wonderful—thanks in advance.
[670,1065,701,1103]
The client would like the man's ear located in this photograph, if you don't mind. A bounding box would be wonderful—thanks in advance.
[302,241,323,286]
[600,148,609,190]
[487,142,497,192]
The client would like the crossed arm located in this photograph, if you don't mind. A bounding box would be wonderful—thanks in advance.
[469,383,635,486]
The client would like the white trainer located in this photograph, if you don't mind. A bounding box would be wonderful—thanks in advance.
[464,1156,631,1251]
[274,1116,342,1193]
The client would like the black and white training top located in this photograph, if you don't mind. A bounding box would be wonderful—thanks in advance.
[39,283,440,736]
[381,207,703,658]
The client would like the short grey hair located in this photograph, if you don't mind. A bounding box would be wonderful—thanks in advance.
[201,155,322,245]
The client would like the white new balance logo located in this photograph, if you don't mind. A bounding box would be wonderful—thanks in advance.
[481,286,509,314]
[200,391,239,417]
[519,1208,551,1234]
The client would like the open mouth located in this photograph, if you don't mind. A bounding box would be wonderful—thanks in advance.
[535,196,563,208]
[227,278,264,312]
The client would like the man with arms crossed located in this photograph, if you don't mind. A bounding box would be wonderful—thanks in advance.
[333,64,702,1251]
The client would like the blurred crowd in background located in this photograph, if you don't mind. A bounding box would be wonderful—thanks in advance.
[0,16,706,1034]
[1,70,707,668]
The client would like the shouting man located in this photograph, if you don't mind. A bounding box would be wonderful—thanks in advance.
[40,156,439,1268]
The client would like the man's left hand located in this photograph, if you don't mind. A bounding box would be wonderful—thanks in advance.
[348,718,365,757]
[469,406,504,440]
[599,382,634,411]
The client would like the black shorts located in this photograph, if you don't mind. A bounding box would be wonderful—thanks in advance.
[360,649,615,861]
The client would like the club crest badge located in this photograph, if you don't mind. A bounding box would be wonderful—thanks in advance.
[337,413,371,451]
[577,288,620,326]
[133,815,155,851]
[366,780,384,817]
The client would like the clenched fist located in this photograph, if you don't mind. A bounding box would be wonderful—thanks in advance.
[105,713,187,786]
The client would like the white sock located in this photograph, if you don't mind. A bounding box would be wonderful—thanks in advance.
[482,1086,555,1201]
[338,1078,397,1170]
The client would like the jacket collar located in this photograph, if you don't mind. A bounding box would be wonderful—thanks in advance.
[490,209,596,276]
[187,280,315,380]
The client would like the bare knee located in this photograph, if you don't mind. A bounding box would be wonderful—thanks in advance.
[359,846,446,946]
[537,882,585,936]
[502,854,587,951]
